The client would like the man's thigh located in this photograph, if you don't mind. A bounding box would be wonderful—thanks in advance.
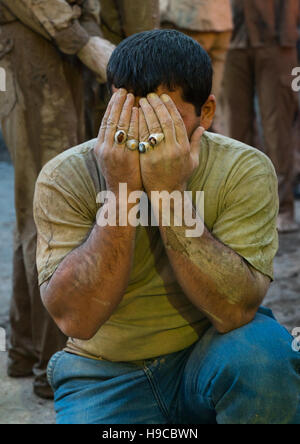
[177,308,300,424]
[48,351,168,424]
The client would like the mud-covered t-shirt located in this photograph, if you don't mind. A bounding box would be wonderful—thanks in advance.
[34,132,279,362]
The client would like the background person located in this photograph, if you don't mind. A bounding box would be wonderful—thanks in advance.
[0,0,159,399]
[85,0,160,139]
[160,0,233,103]
[0,0,113,400]
[222,0,300,233]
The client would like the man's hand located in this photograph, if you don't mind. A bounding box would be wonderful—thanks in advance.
[139,93,205,194]
[94,89,142,195]
[77,36,115,82]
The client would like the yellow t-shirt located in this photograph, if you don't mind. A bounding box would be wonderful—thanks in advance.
[34,132,279,362]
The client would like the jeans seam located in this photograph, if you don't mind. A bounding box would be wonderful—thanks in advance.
[47,351,65,390]
[143,366,172,423]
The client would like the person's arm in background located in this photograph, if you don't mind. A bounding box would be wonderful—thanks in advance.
[99,0,160,45]
[1,0,115,81]
[116,0,160,36]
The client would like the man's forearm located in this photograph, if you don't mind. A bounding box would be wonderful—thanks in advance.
[1,0,90,54]
[77,36,115,82]
[41,199,137,340]
[152,193,269,333]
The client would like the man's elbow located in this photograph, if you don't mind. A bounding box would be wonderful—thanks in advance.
[57,320,97,341]
[42,296,99,340]
[215,277,268,334]
[214,308,257,335]
[41,285,104,340]
[51,311,106,340]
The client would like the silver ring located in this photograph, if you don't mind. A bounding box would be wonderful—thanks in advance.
[139,142,151,153]
[148,133,165,147]
[126,140,139,151]
[114,130,127,145]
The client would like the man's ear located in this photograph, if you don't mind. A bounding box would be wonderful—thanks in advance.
[200,95,216,130]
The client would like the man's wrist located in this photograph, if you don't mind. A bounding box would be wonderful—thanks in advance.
[144,184,187,197]
[98,186,142,227]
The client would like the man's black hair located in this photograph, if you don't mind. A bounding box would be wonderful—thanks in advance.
[107,29,213,116]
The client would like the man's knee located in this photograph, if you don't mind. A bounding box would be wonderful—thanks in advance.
[215,316,300,423]
[182,312,300,422]
[210,312,298,383]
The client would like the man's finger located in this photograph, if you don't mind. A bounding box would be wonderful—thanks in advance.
[116,93,135,145]
[190,126,205,160]
[139,98,162,135]
[159,94,188,143]
[104,89,128,145]
[146,93,176,143]
[139,107,150,142]
[97,93,115,144]
[128,107,139,141]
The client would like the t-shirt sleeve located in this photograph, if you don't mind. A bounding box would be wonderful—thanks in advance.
[211,167,279,281]
[33,154,99,286]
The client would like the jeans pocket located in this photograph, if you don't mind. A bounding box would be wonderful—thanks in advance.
[47,351,65,390]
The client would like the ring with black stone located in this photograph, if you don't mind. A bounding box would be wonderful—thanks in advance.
[148,133,165,147]
[114,130,127,145]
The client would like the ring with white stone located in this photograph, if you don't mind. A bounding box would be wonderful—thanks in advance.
[148,133,165,147]
[126,140,139,151]
[139,142,151,153]
[114,130,127,145]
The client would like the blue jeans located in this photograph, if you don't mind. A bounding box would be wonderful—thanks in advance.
[47,308,300,424]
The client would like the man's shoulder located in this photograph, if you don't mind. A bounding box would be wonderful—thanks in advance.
[38,139,98,183]
[202,132,277,180]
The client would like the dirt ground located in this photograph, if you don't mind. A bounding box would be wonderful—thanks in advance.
[0,154,299,424]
